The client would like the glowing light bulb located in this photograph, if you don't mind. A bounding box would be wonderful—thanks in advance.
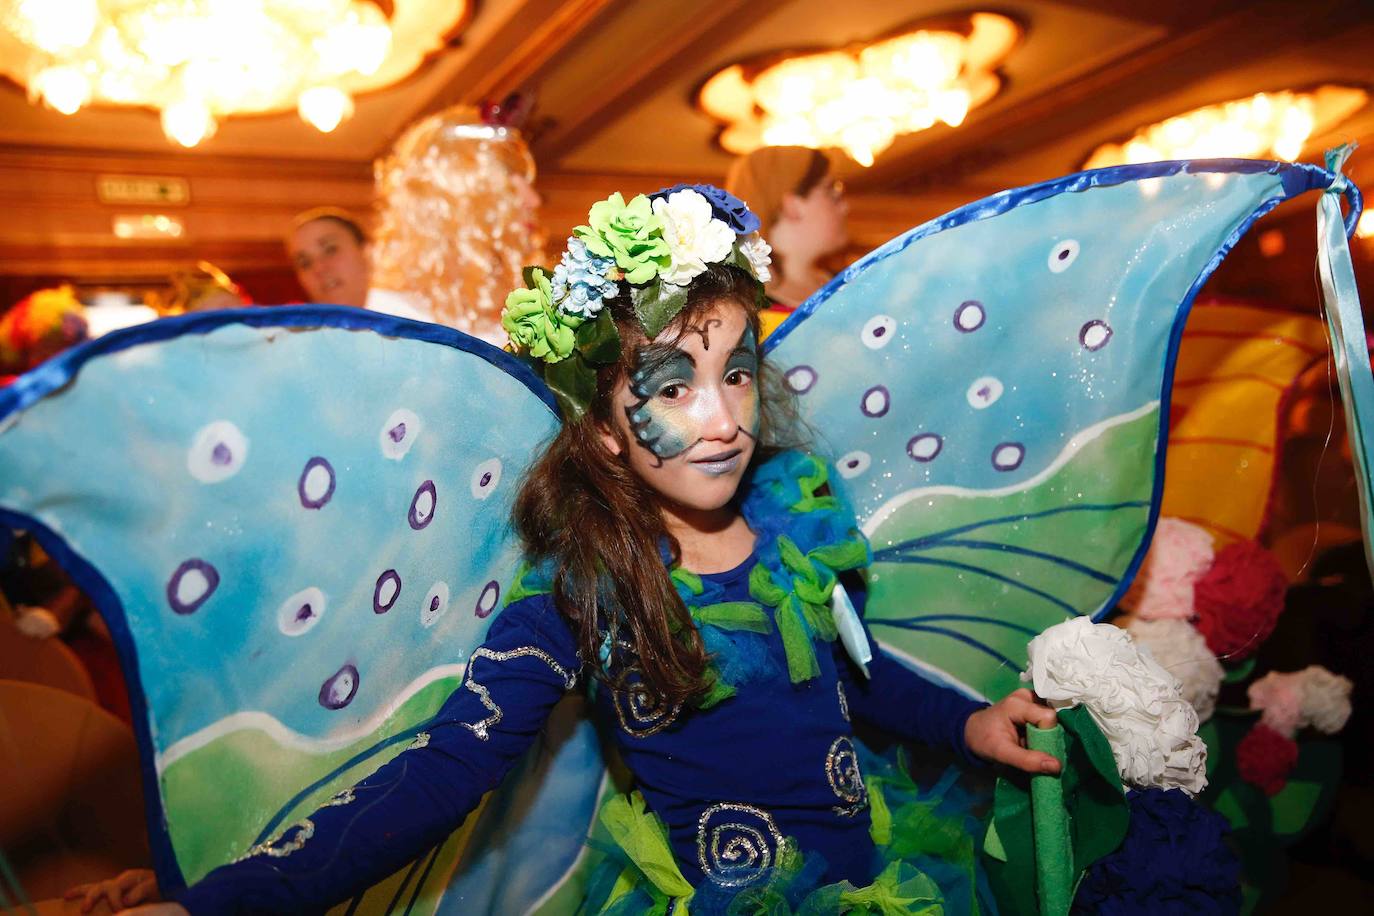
[31,65,91,115]
[933,88,970,127]
[1272,133,1303,162]
[314,4,392,77]
[298,86,354,133]
[162,100,216,148]
[13,0,98,54]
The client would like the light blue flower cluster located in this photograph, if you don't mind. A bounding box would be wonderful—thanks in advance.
[551,238,619,319]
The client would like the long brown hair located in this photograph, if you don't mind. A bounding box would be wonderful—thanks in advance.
[513,263,806,706]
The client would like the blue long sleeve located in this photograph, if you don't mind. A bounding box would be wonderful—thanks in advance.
[173,596,579,916]
[833,578,988,764]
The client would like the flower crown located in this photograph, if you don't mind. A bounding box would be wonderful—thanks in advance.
[502,184,772,419]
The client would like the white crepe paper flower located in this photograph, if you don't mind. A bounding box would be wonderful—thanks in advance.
[1127,617,1225,723]
[1248,665,1353,738]
[739,232,773,283]
[652,189,736,286]
[1024,616,1208,795]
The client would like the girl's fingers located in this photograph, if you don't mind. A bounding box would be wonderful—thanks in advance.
[998,743,1061,774]
[127,875,158,905]
[1005,694,1058,729]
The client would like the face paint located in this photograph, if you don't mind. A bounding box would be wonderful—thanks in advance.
[607,302,762,516]
[624,322,760,462]
[626,347,699,460]
[727,323,761,442]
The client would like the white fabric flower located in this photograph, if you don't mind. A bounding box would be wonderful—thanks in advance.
[1024,616,1208,795]
[1127,618,1224,723]
[1248,665,1353,737]
[1120,517,1215,620]
[739,232,773,283]
[652,190,735,286]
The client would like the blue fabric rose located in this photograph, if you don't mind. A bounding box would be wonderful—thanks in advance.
[652,183,761,235]
[551,238,619,319]
[1073,788,1241,915]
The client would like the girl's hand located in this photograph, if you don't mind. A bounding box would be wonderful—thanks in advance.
[964,688,1062,774]
[64,869,160,913]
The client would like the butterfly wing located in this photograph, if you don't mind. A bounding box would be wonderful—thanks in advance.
[0,308,599,913]
[766,160,1364,701]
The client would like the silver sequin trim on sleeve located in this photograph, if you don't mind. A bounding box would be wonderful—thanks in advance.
[837,682,850,722]
[460,646,577,740]
[234,785,357,862]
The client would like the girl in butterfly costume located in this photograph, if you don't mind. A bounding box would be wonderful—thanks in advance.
[112,186,1058,916]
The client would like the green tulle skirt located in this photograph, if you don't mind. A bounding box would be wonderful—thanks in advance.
[579,750,998,916]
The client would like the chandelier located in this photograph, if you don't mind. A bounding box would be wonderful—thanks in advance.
[0,0,466,147]
[697,12,1020,167]
[1084,86,1368,169]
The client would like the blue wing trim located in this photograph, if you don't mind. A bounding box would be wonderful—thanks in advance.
[0,504,186,891]
[0,304,560,422]
[764,157,1353,355]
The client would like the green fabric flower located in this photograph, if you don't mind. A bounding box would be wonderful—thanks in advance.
[502,269,578,362]
[574,193,671,285]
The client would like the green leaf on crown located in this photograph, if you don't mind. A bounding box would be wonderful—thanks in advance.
[544,351,597,421]
[633,279,690,339]
[576,309,622,365]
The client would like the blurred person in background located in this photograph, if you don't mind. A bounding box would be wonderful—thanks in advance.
[286,207,432,323]
[726,146,849,336]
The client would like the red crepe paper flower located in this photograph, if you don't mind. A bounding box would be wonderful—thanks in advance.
[1236,722,1299,796]
[1193,540,1287,660]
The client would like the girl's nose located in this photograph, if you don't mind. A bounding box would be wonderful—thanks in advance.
[698,388,739,441]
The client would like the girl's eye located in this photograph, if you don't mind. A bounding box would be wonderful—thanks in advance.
[725,368,753,386]
[657,383,685,401]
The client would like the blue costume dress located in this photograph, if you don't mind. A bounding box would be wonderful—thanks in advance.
[172,452,987,915]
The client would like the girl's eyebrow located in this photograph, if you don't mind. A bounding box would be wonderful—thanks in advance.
[728,327,758,358]
[637,343,696,371]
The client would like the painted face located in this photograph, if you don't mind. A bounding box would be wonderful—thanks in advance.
[288,219,371,308]
[605,301,761,514]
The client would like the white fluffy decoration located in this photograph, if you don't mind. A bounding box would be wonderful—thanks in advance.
[1024,616,1208,795]
[1126,617,1225,723]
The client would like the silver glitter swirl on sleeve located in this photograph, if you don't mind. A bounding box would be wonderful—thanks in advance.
[408,731,431,750]
[233,786,357,861]
[826,736,868,817]
[837,682,850,722]
[696,802,784,888]
[461,646,578,740]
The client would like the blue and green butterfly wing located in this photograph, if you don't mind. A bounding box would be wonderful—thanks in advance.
[765,159,1367,701]
[0,308,602,914]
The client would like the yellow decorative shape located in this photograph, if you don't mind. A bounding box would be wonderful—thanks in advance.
[1161,301,1328,546]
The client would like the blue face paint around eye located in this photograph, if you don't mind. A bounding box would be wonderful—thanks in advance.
[726,324,761,441]
[626,347,698,460]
